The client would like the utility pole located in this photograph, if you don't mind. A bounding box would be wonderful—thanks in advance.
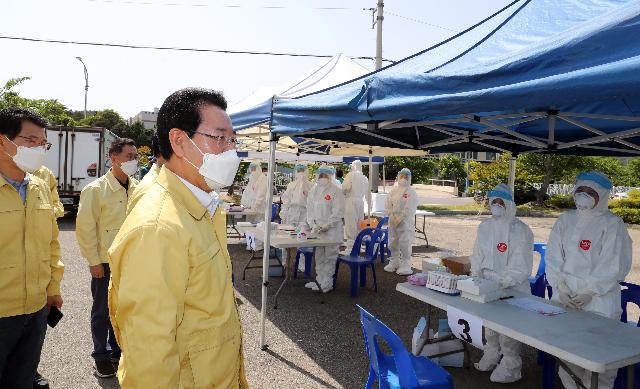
[76,57,89,119]
[365,0,384,70]
[375,0,384,70]
[365,1,384,191]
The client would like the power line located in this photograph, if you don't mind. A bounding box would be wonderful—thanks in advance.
[386,11,460,33]
[0,35,394,63]
[86,0,358,10]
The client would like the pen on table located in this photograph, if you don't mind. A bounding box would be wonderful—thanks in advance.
[499,296,514,300]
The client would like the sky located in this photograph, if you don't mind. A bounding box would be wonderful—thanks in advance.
[1,0,512,118]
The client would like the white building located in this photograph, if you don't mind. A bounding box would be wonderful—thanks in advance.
[130,108,159,129]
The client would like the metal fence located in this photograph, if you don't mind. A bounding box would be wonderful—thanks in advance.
[531,183,639,196]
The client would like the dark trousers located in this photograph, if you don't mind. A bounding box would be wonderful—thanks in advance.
[0,306,48,389]
[91,263,120,361]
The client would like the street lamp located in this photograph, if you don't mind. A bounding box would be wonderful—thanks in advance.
[76,57,89,119]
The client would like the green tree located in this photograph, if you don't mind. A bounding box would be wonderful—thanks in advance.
[436,154,467,194]
[1,77,76,125]
[469,153,510,195]
[383,156,437,184]
[80,109,127,130]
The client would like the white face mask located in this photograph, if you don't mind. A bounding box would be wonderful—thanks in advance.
[296,172,306,180]
[317,177,329,186]
[574,192,595,210]
[490,203,505,217]
[398,178,409,187]
[120,159,139,176]
[187,137,240,190]
[4,137,46,173]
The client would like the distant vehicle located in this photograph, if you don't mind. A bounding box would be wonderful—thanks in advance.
[612,191,629,199]
[45,126,119,213]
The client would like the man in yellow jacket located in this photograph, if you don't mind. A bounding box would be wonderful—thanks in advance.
[0,108,64,388]
[31,165,64,388]
[76,137,138,378]
[126,134,164,214]
[109,88,248,388]
[33,166,64,218]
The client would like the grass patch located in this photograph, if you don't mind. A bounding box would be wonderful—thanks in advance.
[418,203,486,212]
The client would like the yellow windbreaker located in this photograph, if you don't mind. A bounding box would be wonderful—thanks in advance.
[108,167,247,389]
[76,169,137,266]
[32,166,64,218]
[0,173,64,317]
[126,163,160,214]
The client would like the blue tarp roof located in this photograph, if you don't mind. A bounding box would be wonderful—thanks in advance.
[271,0,640,156]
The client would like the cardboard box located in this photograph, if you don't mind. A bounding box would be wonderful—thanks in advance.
[442,256,471,275]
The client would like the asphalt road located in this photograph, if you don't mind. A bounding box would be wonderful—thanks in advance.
[38,215,638,388]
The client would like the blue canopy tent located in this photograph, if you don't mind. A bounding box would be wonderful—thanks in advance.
[270,0,640,158]
[255,0,640,350]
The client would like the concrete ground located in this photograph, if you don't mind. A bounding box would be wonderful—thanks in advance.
[39,215,639,388]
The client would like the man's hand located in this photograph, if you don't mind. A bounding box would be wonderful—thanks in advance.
[90,264,105,278]
[47,295,63,309]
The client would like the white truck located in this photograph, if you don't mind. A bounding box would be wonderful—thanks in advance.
[44,126,119,212]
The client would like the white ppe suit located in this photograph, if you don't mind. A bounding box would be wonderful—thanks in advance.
[384,174,418,275]
[306,177,345,292]
[281,172,312,227]
[342,160,370,250]
[470,183,534,383]
[546,172,632,389]
[241,169,268,224]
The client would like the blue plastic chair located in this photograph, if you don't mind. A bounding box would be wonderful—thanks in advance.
[356,304,453,389]
[333,228,381,297]
[614,282,640,389]
[529,243,553,299]
[376,217,390,263]
[293,247,313,279]
[271,203,280,223]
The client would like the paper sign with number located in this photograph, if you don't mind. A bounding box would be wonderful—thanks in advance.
[447,305,485,349]
[245,232,257,251]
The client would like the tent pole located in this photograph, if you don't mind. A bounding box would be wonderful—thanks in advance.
[368,149,373,219]
[382,163,386,193]
[259,100,277,350]
[508,155,516,194]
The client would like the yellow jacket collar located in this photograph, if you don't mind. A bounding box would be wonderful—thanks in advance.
[156,166,208,220]
[106,169,127,192]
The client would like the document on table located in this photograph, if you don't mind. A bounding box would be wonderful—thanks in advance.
[505,297,566,316]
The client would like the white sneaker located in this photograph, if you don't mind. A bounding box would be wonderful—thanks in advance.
[396,264,413,276]
[384,261,399,273]
[474,352,500,372]
[305,282,316,289]
[490,364,522,383]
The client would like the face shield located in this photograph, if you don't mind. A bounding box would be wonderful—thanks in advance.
[487,183,516,220]
[316,166,332,187]
[573,171,612,216]
[248,162,261,175]
[294,163,307,180]
[396,168,412,186]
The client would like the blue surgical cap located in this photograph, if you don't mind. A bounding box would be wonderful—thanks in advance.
[576,171,613,190]
[317,166,332,175]
[487,183,513,202]
[294,163,306,170]
[399,168,412,176]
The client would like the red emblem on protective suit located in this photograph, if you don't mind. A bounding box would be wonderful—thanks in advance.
[403,193,409,199]
[580,240,591,251]
[497,243,508,252]
[324,194,331,201]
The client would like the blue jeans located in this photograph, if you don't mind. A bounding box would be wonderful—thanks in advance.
[91,263,120,361]
[0,306,48,389]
